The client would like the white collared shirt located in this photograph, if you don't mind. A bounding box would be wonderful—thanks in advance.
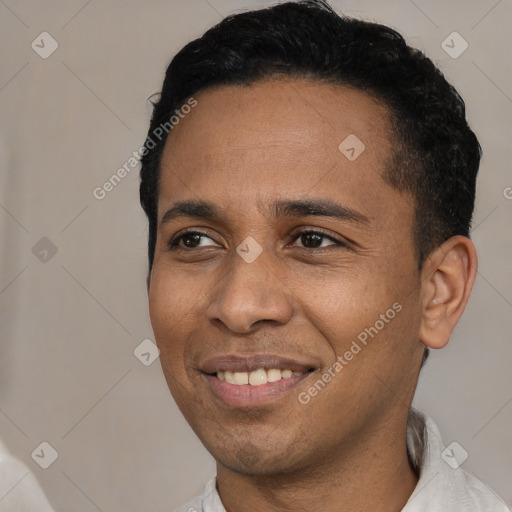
[175,409,510,512]
[0,440,55,512]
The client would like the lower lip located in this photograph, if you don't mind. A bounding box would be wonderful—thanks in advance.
[204,372,312,407]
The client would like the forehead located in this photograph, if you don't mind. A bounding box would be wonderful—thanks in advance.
[158,78,406,224]
[164,77,393,164]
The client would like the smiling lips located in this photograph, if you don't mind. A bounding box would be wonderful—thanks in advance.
[218,368,303,385]
[201,354,315,406]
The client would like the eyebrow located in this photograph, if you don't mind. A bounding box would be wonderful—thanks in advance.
[160,198,370,226]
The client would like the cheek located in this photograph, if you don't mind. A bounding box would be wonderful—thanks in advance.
[148,268,195,365]
[303,260,420,359]
[303,268,393,326]
[147,272,199,414]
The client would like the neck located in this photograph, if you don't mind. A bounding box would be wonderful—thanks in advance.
[216,411,419,512]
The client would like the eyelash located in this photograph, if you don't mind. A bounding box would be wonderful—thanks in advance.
[167,228,347,251]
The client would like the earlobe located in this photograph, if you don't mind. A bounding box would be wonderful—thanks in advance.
[419,236,478,350]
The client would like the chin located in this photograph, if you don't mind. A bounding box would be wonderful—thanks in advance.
[205,433,309,476]
[218,451,296,476]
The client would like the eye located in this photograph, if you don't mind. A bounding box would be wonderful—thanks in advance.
[168,230,218,250]
[289,230,345,249]
[167,228,346,252]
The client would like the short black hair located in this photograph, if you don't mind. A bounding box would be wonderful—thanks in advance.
[140,0,481,276]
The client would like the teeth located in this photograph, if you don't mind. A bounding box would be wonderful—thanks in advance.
[267,368,282,382]
[233,372,249,385]
[249,368,267,386]
[216,368,302,385]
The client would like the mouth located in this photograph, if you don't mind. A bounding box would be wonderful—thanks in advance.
[200,354,316,407]
[215,367,309,385]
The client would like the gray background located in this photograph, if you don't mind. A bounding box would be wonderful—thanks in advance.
[0,0,511,510]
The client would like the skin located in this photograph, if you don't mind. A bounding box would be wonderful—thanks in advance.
[147,78,477,512]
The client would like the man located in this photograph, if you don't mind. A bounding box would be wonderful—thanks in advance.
[139,1,510,510]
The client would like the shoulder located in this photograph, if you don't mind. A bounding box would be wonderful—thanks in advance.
[174,496,203,512]
[457,469,510,511]
[0,439,56,511]
[404,409,510,511]
[174,477,222,512]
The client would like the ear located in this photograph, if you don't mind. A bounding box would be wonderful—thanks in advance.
[419,236,477,349]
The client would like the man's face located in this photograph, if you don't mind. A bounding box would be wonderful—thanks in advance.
[148,78,426,475]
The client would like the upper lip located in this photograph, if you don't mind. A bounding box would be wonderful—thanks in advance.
[200,354,316,374]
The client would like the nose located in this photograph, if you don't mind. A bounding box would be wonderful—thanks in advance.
[206,250,294,334]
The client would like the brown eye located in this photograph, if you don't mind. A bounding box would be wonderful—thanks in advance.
[290,230,342,249]
[168,230,217,250]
